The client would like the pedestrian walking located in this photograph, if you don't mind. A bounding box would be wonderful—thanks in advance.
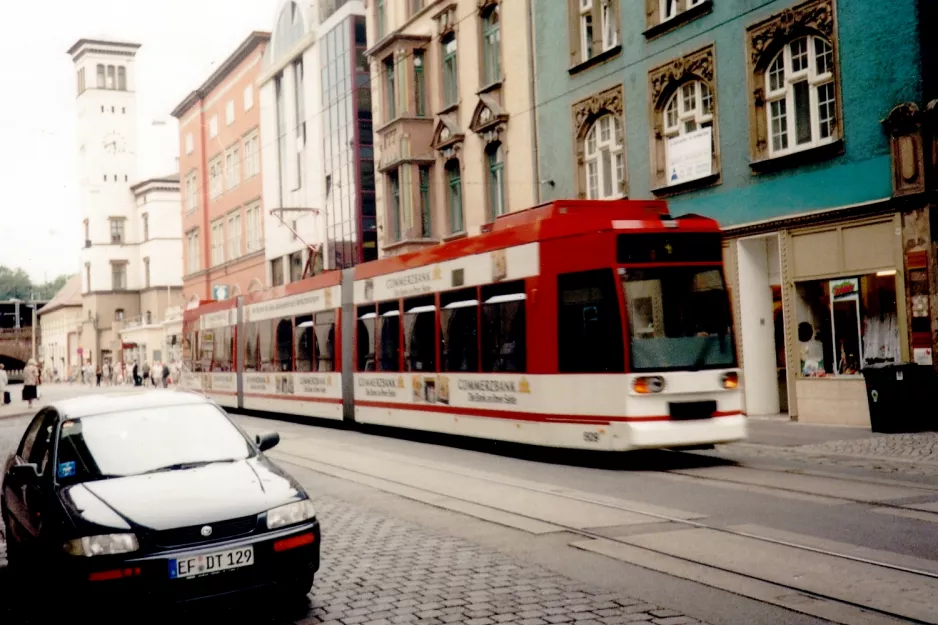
[162,361,170,388]
[0,364,9,405]
[133,361,141,386]
[22,358,40,408]
[142,361,151,387]
[102,362,110,386]
[95,364,102,387]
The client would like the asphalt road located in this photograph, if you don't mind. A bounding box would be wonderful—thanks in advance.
[3,386,936,623]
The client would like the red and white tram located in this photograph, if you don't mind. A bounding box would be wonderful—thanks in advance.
[182,200,746,451]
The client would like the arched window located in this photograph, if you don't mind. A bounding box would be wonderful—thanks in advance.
[765,36,836,156]
[445,159,463,234]
[106,65,115,89]
[584,114,624,200]
[486,143,505,219]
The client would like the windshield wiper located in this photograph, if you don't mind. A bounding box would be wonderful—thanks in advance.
[142,458,239,474]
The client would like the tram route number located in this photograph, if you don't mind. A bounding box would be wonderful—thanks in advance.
[583,431,600,443]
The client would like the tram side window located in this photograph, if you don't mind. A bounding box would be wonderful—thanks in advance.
[212,326,233,372]
[557,269,625,373]
[481,281,526,373]
[378,301,401,372]
[357,305,377,371]
[404,295,436,372]
[295,315,315,372]
[257,320,274,371]
[441,288,478,372]
[315,311,336,372]
[244,322,258,371]
[274,318,294,372]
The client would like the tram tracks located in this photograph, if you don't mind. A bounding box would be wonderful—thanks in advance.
[269,442,938,625]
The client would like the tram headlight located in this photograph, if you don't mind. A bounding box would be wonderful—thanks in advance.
[721,372,739,389]
[632,376,665,394]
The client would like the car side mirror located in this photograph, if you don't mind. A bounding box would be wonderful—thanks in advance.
[256,432,280,452]
[7,463,39,487]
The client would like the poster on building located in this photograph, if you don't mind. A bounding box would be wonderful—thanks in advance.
[667,128,712,186]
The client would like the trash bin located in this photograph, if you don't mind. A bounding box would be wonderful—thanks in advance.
[861,363,938,433]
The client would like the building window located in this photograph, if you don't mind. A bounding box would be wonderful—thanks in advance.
[96,64,105,88]
[228,211,242,260]
[572,0,619,65]
[445,160,463,234]
[115,308,124,321]
[85,263,91,292]
[388,170,401,242]
[661,0,677,22]
[142,213,149,241]
[376,0,385,39]
[481,5,501,85]
[795,274,898,377]
[109,218,125,244]
[106,65,115,89]
[209,115,218,139]
[244,85,254,111]
[294,58,306,191]
[83,219,90,246]
[77,68,86,95]
[271,257,285,287]
[226,100,235,125]
[186,171,198,212]
[765,36,836,156]
[275,75,287,198]
[290,250,304,282]
[211,219,225,267]
[410,0,425,15]
[185,133,193,154]
[383,56,396,121]
[747,0,840,163]
[584,115,624,199]
[111,263,127,291]
[486,143,506,219]
[143,257,150,288]
[442,36,458,108]
[246,203,262,252]
[418,165,431,238]
[414,51,426,117]
[225,145,240,190]
[186,229,200,273]
[647,0,707,33]
[209,156,223,198]
[117,66,126,90]
[243,130,260,178]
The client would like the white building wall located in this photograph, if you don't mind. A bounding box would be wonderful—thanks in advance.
[136,189,183,287]
[260,0,328,283]
[39,307,82,371]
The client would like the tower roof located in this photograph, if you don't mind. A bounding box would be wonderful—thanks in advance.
[67,37,141,61]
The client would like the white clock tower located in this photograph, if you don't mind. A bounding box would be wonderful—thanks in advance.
[68,38,183,369]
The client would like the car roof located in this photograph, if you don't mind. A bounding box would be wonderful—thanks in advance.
[50,390,215,420]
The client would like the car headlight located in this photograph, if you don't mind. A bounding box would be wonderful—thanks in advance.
[64,533,139,557]
[266,499,316,530]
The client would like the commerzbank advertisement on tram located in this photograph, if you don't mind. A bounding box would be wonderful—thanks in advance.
[182,200,745,451]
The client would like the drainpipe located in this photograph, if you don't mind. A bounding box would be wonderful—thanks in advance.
[526,0,541,204]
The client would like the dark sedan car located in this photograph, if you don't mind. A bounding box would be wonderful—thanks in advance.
[0,391,319,606]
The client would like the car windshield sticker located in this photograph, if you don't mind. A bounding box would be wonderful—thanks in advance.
[57,461,76,479]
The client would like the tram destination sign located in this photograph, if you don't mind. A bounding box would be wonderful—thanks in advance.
[617,232,722,264]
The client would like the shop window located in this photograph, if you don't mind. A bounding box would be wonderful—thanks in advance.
[441,288,478,372]
[357,305,377,371]
[404,295,436,372]
[795,274,898,377]
[378,301,401,372]
[315,311,336,372]
[244,322,259,371]
[275,318,293,372]
[257,320,274,372]
[295,315,314,372]
[481,281,526,372]
[558,269,624,373]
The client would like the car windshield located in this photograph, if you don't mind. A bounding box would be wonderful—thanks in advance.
[622,266,735,371]
[55,404,253,482]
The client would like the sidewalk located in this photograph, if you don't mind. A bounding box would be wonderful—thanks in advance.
[0,382,141,420]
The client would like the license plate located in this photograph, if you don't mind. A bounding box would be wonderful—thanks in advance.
[169,546,254,580]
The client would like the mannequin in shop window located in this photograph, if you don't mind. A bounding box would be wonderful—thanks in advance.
[798,322,825,377]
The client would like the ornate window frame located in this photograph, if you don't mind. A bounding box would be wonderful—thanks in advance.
[648,45,720,194]
[571,84,627,199]
[746,0,843,170]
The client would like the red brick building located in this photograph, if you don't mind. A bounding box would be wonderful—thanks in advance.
[172,31,270,307]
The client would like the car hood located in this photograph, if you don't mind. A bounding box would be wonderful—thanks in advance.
[60,456,303,531]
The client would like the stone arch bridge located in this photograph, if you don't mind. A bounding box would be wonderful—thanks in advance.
[0,328,32,378]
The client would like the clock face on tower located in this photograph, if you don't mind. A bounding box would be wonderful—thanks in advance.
[102,132,127,155]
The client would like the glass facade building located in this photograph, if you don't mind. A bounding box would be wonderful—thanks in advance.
[320,15,376,269]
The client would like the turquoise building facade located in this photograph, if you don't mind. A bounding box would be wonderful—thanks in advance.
[532,0,935,425]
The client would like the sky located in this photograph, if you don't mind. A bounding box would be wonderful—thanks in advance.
[0,0,281,282]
